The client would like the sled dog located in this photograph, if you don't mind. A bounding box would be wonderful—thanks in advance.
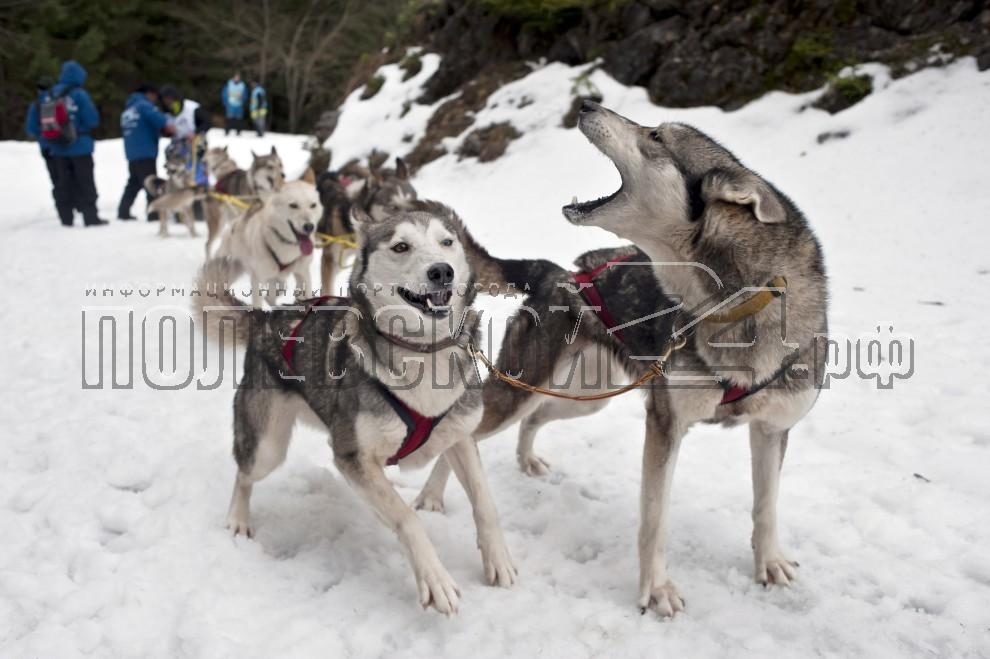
[215,180,318,307]
[194,200,517,614]
[416,102,828,618]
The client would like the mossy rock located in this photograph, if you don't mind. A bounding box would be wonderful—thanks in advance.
[400,53,423,81]
[360,74,385,100]
[457,122,522,162]
[813,74,873,114]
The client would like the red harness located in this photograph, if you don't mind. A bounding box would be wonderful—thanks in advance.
[280,296,445,465]
[572,256,778,405]
[214,170,237,195]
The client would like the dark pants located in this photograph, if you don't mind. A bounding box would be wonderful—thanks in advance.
[41,148,57,195]
[53,154,99,226]
[253,117,266,137]
[118,158,158,218]
[224,116,245,135]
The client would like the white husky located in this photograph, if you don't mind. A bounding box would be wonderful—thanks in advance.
[216,180,319,307]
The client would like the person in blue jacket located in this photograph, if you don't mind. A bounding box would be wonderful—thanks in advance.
[221,72,247,135]
[117,84,173,220]
[24,75,58,205]
[43,61,105,226]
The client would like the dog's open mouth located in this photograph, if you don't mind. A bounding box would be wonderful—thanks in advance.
[398,287,452,317]
[562,188,621,223]
[290,225,314,256]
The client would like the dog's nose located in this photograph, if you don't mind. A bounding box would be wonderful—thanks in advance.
[580,99,601,114]
[302,222,314,233]
[427,262,454,286]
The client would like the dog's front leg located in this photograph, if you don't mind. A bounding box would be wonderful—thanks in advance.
[295,267,312,300]
[335,455,461,615]
[250,277,264,309]
[444,438,517,587]
[750,420,798,586]
[413,455,452,513]
[638,405,685,617]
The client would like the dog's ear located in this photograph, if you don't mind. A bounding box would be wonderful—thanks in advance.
[271,145,278,156]
[251,149,258,159]
[349,206,374,235]
[223,145,229,153]
[702,168,786,224]
[300,167,316,184]
[345,178,367,201]
[395,157,408,180]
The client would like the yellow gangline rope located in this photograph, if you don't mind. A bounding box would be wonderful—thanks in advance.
[315,232,358,249]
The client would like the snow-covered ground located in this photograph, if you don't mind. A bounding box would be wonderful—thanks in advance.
[2,55,989,658]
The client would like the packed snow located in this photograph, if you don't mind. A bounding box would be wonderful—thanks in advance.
[1,54,989,658]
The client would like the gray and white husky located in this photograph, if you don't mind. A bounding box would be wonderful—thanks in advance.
[144,168,202,237]
[415,102,828,618]
[204,146,286,255]
[194,201,517,614]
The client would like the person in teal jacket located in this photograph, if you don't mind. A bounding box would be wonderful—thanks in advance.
[221,72,247,135]
[249,80,268,137]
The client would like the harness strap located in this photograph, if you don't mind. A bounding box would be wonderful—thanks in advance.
[572,257,792,406]
[375,382,448,466]
[719,352,799,405]
[281,295,337,372]
[279,295,447,465]
[214,170,236,195]
[572,253,635,341]
[266,242,300,272]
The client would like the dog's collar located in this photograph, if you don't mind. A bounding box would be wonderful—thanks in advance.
[702,276,787,324]
[270,225,298,246]
[377,328,467,354]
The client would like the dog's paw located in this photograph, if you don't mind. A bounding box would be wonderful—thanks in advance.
[412,491,445,514]
[415,561,461,615]
[754,550,798,586]
[517,453,550,477]
[226,519,254,539]
[480,536,518,588]
[638,580,685,618]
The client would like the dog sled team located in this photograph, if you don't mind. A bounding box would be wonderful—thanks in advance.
[193,101,828,617]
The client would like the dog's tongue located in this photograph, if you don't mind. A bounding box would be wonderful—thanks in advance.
[300,236,314,256]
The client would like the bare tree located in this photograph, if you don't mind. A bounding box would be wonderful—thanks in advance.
[177,0,354,133]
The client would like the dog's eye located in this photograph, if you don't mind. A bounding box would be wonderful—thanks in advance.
[310,203,317,209]
[440,238,453,247]
[289,202,299,209]
[391,242,409,253]
[649,129,662,143]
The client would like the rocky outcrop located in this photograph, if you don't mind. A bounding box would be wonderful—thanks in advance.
[412,0,990,113]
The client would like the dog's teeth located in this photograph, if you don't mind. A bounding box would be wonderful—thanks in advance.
[426,297,435,309]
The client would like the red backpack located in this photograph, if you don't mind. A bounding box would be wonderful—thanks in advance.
[40,93,77,145]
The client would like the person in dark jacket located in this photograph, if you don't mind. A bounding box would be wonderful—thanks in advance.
[24,75,58,205]
[47,61,105,226]
[117,84,173,220]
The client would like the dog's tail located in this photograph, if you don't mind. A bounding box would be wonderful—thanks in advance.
[144,175,167,198]
[459,224,560,294]
[192,256,256,346]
